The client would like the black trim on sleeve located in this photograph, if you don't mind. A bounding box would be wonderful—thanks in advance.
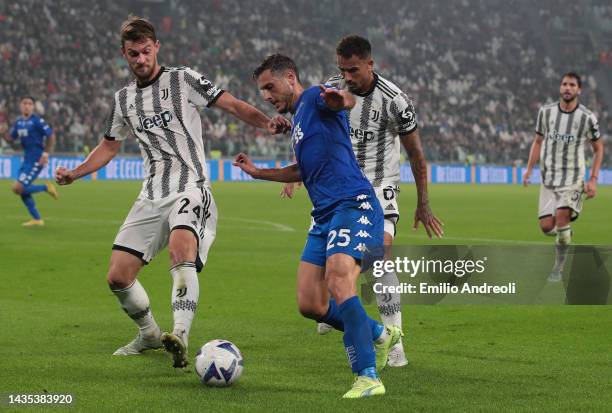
[399,125,418,137]
[112,244,148,265]
[104,134,116,141]
[538,214,553,219]
[535,131,544,136]
[206,90,225,108]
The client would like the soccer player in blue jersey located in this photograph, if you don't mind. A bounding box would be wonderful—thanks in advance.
[234,54,402,398]
[5,96,58,226]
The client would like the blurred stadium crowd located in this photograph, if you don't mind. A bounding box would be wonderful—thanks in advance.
[0,0,610,165]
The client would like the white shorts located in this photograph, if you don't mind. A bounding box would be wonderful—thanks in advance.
[374,185,400,238]
[538,183,584,222]
[113,186,218,272]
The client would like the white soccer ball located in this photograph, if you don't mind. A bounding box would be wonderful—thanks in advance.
[194,339,244,387]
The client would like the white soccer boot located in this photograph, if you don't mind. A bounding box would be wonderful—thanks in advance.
[316,322,333,335]
[113,328,162,355]
[387,342,408,367]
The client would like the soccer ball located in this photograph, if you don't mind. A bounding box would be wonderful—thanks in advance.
[194,339,244,387]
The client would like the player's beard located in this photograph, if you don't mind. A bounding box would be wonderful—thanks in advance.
[561,92,577,104]
[346,82,360,94]
[276,85,295,114]
[132,58,157,83]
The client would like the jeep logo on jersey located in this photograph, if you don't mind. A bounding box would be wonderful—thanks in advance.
[350,127,374,143]
[547,131,576,144]
[136,110,173,133]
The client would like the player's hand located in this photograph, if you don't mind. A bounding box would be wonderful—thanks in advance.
[585,179,597,199]
[522,169,531,187]
[55,167,75,185]
[413,203,444,238]
[268,116,291,134]
[319,85,349,111]
[38,151,49,166]
[280,182,302,198]
[233,153,258,177]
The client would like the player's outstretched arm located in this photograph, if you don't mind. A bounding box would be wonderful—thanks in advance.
[400,129,443,238]
[55,138,121,185]
[586,138,604,199]
[523,134,543,186]
[233,153,301,183]
[319,85,356,111]
[214,92,290,134]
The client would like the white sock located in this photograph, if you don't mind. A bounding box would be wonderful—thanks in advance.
[112,280,159,336]
[375,271,403,328]
[171,262,199,347]
[554,226,571,272]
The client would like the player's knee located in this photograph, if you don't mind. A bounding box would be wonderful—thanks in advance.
[169,247,196,267]
[11,183,23,195]
[326,269,351,301]
[297,296,327,320]
[107,266,135,290]
[539,220,555,234]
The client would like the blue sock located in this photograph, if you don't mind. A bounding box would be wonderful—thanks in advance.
[358,366,379,379]
[319,298,344,331]
[21,194,41,220]
[338,296,376,374]
[320,298,384,341]
[22,184,47,196]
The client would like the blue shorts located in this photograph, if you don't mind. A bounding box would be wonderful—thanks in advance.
[301,194,384,267]
[17,162,44,186]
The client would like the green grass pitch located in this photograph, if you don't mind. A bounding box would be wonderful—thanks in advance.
[1,180,611,412]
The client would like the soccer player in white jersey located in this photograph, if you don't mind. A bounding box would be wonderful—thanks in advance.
[283,36,443,367]
[523,72,604,281]
[55,16,288,368]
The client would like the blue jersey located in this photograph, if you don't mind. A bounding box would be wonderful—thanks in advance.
[291,86,373,220]
[9,114,53,164]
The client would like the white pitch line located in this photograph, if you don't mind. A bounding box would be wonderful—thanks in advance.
[223,217,295,232]
[397,233,551,245]
[3,215,296,232]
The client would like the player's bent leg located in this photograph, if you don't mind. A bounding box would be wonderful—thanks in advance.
[108,250,161,356]
[162,228,199,368]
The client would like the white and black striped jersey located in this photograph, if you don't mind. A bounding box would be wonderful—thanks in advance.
[535,102,601,188]
[104,66,223,200]
[326,73,417,188]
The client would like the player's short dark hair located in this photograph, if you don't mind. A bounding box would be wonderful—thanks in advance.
[20,95,35,103]
[336,35,372,59]
[561,72,582,88]
[253,54,300,82]
[120,15,157,47]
